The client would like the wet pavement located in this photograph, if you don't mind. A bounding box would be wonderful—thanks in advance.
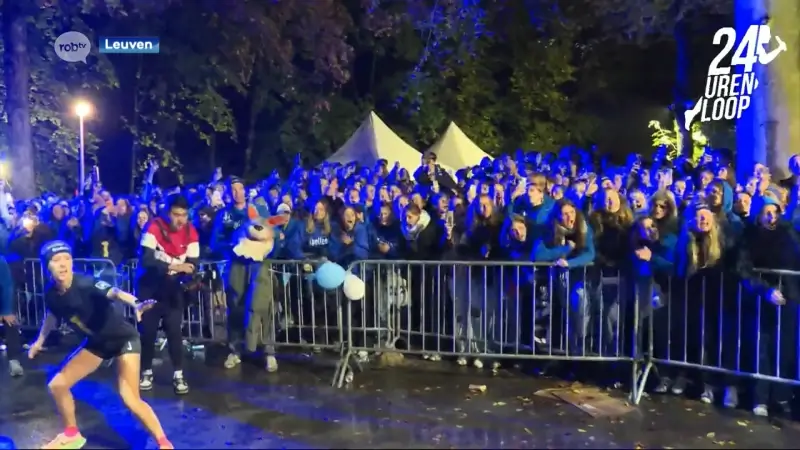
[1,348,799,449]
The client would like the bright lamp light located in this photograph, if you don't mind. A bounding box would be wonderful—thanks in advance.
[74,100,92,118]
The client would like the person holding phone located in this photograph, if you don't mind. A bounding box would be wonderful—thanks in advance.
[414,151,458,194]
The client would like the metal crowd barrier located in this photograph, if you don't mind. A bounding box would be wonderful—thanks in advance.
[13,258,125,333]
[331,260,642,391]
[331,261,800,408]
[633,268,800,407]
[11,257,346,359]
[11,257,800,411]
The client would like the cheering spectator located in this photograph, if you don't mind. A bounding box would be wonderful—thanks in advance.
[210,176,259,370]
[735,196,799,416]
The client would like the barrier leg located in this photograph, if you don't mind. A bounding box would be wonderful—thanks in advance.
[629,296,654,405]
[331,301,357,388]
[332,303,352,388]
[631,360,654,405]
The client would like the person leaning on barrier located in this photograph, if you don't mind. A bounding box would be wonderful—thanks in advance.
[587,189,634,355]
[137,193,200,395]
[0,253,23,377]
[499,214,545,351]
[284,197,333,346]
[533,199,596,356]
[398,203,454,356]
[450,194,504,366]
[330,205,371,347]
[668,201,739,405]
[733,195,799,417]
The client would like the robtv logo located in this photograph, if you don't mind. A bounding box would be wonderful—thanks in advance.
[54,31,91,63]
[99,37,160,54]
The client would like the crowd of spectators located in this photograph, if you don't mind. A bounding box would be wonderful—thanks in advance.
[1,147,799,419]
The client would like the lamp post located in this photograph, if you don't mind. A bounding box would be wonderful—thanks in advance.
[74,100,92,193]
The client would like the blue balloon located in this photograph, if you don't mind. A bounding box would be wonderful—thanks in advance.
[0,436,16,449]
[315,262,346,290]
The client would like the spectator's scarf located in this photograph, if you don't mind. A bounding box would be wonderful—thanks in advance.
[402,210,431,241]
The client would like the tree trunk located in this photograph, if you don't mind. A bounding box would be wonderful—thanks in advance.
[129,55,144,194]
[243,69,262,179]
[208,133,216,173]
[673,18,693,159]
[766,0,800,180]
[244,98,257,178]
[3,2,35,198]
[735,0,769,182]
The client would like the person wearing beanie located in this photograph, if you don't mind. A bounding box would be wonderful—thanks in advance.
[0,253,23,377]
[30,240,174,449]
[734,190,800,416]
[209,176,258,260]
[209,175,258,371]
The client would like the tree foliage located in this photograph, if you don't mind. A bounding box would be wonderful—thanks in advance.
[0,0,733,194]
[0,2,116,194]
[648,119,707,162]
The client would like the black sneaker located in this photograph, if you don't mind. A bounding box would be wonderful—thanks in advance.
[173,376,189,395]
[140,373,154,391]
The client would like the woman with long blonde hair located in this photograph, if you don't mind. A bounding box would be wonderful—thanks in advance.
[662,202,738,403]
[452,194,505,369]
[588,188,635,354]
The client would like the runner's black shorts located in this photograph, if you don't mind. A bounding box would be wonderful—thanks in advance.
[81,336,142,360]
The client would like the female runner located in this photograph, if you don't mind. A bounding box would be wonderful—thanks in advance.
[29,241,173,450]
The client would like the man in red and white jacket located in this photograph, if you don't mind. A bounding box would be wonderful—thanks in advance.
[137,194,199,395]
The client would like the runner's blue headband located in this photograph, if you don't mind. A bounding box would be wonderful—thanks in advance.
[40,240,72,264]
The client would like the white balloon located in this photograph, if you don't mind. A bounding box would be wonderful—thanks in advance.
[342,273,366,301]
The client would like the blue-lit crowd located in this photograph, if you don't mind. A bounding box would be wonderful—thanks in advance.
[1,147,799,419]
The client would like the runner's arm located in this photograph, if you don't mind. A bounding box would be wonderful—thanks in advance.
[107,287,138,308]
[34,312,58,345]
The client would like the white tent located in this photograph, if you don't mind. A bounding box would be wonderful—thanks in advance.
[327,112,455,174]
[428,122,493,169]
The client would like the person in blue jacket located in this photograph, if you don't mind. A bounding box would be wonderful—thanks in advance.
[498,214,548,350]
[630,214,676,377]
[329,205,373,347]
[285,197,332,262]
[0,254,23,376]
[511,183,553,238]
[534,199,596,354]
[329,206,370,271]
[284,197,333,346]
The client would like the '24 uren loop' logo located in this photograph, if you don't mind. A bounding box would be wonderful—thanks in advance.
[684,24,788,130]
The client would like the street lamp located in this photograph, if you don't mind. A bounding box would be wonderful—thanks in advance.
[74,100,92,193]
